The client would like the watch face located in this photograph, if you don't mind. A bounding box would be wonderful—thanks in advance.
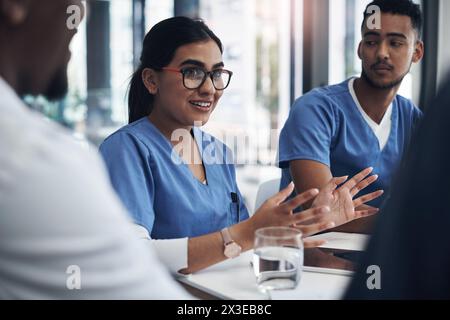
[224,242,242,259]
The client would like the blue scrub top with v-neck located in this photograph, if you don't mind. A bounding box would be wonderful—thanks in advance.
[279,78,422,207]
[99,117,249,239]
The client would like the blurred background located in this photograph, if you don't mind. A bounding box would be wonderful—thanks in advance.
[26,0,450,213]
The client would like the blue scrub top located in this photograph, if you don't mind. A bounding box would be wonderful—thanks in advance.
[279,78,422,207]
[99,117,249,239]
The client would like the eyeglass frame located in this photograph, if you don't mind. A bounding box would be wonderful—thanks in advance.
[161,67,233,91]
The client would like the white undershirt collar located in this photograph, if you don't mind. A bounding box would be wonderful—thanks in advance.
[348,78,393,150]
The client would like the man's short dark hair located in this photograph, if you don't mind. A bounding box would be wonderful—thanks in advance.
[362,0,423,39]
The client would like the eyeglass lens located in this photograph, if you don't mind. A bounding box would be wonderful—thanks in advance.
[183,68,231,90]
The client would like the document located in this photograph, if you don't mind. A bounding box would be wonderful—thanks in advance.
[306,232,370,252]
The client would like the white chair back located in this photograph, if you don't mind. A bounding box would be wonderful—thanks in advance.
[254,178,281,212]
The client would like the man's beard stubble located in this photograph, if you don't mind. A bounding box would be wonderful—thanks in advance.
[361,68,407,90]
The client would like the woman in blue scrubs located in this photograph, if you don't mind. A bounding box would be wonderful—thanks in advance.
[100,17,382,274]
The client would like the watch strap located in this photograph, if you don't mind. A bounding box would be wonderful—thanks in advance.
[220,227,234,245]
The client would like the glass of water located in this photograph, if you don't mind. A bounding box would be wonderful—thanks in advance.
[253,227,304,292]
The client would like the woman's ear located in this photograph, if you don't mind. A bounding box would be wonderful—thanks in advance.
[141,68,159,95]
[0,0,29,26]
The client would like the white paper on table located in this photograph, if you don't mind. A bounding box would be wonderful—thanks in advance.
[180,250,355,300]
[269,270,352,300]
[305,232,370,251]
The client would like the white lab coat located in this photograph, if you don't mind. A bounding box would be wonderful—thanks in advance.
[0,77,190,299]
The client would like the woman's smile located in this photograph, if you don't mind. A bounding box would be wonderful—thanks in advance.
[189,100,213,112]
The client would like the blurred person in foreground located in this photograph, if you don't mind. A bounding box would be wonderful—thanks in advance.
[346,76,450,299]
[0,0,189,299]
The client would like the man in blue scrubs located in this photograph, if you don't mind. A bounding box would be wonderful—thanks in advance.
[279,0,424,233]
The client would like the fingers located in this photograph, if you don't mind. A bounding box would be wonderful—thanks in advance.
[290,206,330,225]
[270,182,295,206]
[291,207,336,237]
[303,239,327,248]
[353,209,378,219]
[295,217,336,237]
[281,188,319,211]
[294,216,324,227]
[354,207,379,218]
[321,176,348,193]
[342,167,373,190]
[353,190,384,207]
[350,174,379,197]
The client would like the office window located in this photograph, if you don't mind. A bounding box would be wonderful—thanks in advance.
[27,0,134,145]
[146,0,174,30]
[110,1,134,125]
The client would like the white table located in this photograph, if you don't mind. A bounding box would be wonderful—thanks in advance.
[178,232,367,300]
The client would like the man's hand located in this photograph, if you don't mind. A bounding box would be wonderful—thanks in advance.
[311,167,384,227]
[250,183,336,248]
